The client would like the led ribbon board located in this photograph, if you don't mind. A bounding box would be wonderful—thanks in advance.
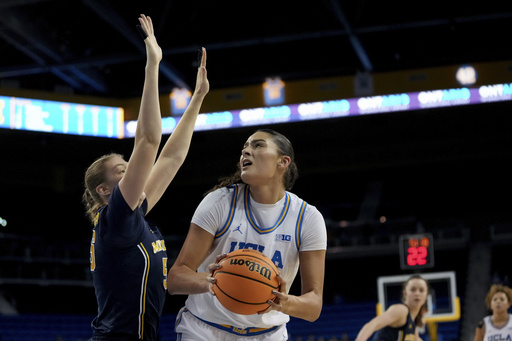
[0,95,124,138]
[2,83,511,138]
[124,82,512,137]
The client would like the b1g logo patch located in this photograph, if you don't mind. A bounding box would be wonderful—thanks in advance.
[275,234,291,242]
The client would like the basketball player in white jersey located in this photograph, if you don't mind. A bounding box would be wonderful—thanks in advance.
[168,129,327,340]
[474,284,512,341]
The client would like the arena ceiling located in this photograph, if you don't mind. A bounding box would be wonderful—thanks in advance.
[2,0,512,234]
[1,0,512,99]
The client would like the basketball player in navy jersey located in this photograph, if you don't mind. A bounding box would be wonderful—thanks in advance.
[474,284,512,341]
[168,129,327,340]
[355,275,429,341]
[82,14,209,340]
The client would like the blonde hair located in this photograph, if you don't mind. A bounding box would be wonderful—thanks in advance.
[485,284,512,309]
[82,153,123,223]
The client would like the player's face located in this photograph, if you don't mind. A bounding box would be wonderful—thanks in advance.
[403,278,428,308]
[240,132,283,186]
[103,155,128,192]
[491,292,511,313]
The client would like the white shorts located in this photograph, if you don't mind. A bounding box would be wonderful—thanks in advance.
[174,307,288,341]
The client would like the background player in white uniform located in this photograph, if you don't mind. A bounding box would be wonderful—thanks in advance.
[82,15,209,340]
[168,129,327,340]
[474,284,512,341]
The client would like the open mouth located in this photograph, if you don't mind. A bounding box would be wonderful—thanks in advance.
[242,159,252,168]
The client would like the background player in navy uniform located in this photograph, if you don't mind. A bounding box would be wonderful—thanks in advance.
[474,284,512,341]
[168,129,327,340]
[355,275,429,341]
[82,14,209,340]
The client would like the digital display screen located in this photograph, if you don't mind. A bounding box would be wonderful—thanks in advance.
[0,95,124,138]
[125,82,512,137]
[399,233,434,270]
[2,82,511,138]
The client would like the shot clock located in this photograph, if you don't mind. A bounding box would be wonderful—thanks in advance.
[399,233,434,270]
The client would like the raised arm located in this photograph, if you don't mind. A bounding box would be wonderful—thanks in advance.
[119,14,162,210]
[144,48,210,212]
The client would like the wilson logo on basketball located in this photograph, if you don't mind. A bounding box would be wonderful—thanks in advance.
[229,258,272,280]
[212,249,279,315]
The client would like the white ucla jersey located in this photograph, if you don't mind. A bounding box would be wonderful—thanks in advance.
[184,183,327,329]
[483,315,512,341]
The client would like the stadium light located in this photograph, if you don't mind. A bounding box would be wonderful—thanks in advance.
[456,64,477,86]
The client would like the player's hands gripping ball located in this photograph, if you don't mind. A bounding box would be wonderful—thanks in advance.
[211,249,280,315]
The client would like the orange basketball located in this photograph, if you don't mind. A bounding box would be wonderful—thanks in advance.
[212,249,280,315]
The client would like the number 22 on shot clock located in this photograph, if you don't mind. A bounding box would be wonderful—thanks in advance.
[399,233,434,270]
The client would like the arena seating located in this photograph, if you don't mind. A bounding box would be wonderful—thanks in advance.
[0,301,461,341]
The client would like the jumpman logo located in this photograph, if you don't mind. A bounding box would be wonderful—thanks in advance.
[232,225,242,234]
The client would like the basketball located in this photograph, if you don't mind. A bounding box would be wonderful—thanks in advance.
[212,249,280,315]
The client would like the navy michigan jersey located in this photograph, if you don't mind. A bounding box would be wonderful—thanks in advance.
[372,304,416,341]
[90,186,167,340]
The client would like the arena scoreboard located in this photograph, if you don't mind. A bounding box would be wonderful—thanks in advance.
[399,233,434,270]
